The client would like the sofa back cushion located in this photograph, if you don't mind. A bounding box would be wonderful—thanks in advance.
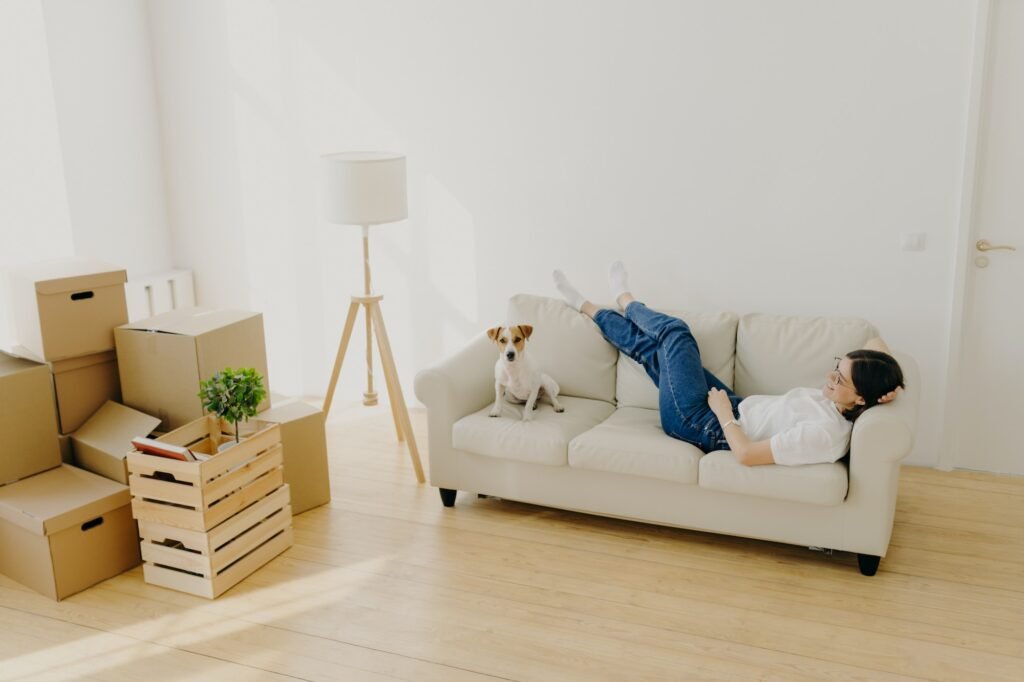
[505,294,618,403]
[616,309,739,410]
[734,313,878,397]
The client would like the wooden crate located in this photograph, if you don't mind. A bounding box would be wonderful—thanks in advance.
[126,416,284,532]
[126,416,293,598]
[139,484,292,599]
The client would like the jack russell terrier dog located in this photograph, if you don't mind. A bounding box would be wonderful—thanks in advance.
[486,324,565,420]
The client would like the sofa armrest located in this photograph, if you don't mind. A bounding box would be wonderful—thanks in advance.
[843,350,919,555]
[414,333,495,417]
[413,333,495,487]
[849,350,919,464]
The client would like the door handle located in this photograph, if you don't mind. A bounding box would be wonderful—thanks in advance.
[976,239,1016,252]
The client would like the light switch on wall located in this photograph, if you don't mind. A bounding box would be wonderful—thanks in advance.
[900,232,926,251]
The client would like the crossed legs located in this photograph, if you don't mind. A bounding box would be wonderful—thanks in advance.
[552,263,741,451]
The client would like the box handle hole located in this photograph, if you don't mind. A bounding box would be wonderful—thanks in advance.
[142,471,192,486]
[153,538,201,554]
[81,517,104,531]
[70,291,95,301]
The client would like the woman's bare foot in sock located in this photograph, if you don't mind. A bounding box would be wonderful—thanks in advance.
[608,261,635,309]
[553,269,619,319]
[553,270,587,312]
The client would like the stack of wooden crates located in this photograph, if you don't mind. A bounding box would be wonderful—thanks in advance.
[126,415,293,599]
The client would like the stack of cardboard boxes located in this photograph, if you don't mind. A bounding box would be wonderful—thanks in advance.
[1,259,140,600]
[10,260,128,459]
[0,257,331,600]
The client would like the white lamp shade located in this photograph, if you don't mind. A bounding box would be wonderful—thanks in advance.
[321,151,408,226]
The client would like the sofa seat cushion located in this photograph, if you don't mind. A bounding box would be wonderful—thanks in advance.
[698,452,848,506]
[452,396,615,466]
[568,407,703,484]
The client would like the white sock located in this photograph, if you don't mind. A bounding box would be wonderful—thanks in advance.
[608,261,630,303]
[553,270,586,311]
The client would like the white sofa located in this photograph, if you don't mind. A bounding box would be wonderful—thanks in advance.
[414,295,919,575]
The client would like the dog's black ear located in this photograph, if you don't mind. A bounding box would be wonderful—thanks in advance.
[519,325,534,340]
[486,326,502,341]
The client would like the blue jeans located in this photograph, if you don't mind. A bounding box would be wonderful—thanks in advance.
[594,302,742,453]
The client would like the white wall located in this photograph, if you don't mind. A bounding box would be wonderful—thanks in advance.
[42,0,173,278]
[0,0,173,348]
[0,0,76,347]
[147,0,979,466]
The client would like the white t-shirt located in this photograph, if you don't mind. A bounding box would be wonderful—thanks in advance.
[737,387,852,466]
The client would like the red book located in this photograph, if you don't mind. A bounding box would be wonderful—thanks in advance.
[131,437,197,462]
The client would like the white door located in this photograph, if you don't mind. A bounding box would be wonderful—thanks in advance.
[954,0,1024,474]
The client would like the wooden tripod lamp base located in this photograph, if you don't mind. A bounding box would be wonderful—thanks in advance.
[322,294,425,484]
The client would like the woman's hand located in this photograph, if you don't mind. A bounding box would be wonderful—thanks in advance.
[707,387,734,420]
[877,386,903,404]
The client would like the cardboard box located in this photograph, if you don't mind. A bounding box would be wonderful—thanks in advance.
[9,258,128,361]
[115,308,271,430]
[0,464,141,600]
[5,345,121,434]
[72,401,161,485]
[0,352,61,485]
[258,398,331,514]
[58,434,74,464]
[52,351,122,434]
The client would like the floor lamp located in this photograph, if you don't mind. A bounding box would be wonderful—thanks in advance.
[320,151,424,483]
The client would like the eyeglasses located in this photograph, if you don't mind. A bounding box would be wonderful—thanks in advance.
[830,356,854,390]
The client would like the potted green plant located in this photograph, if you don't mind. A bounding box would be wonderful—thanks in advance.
[198,367,267,451]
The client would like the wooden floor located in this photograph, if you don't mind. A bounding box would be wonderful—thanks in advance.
[2,403,1023,681]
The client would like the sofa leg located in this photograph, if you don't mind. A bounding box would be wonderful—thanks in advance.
[439,488,457,507]
[857,554,881,576]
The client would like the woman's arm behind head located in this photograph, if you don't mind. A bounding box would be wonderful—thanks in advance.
[845,349,906,422]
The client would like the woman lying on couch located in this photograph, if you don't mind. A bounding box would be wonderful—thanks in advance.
[553,263,904,467]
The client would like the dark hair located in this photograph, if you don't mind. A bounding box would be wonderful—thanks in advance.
[842,349,905,423]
